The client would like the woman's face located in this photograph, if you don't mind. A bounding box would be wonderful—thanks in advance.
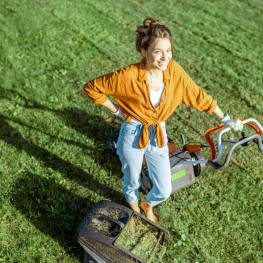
[141,37,172,71]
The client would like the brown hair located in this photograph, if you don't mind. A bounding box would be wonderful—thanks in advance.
[136,18,172,52]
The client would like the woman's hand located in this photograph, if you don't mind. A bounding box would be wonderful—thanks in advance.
[111,106,125,119]
[213,106,243,131]
[221,114,243,131]
[102,99,119,113]
[102,99,125,119]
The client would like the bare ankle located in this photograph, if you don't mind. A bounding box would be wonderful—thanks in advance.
[140,200,151,212]
[140,201,158,223]
[129,202,140,213]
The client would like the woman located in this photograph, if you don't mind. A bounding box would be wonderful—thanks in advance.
[83,18,242,223]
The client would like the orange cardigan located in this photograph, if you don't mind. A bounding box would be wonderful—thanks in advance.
[83,59,217,149]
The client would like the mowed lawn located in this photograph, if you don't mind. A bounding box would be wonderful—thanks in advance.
[0,0,263,262]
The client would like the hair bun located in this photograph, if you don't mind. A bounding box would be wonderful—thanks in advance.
[136,18,172,52]
[143,18,164,28]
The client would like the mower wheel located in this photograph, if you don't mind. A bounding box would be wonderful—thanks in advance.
[106,135,118,154]
[140,168,153,194]
[190,151,206,177]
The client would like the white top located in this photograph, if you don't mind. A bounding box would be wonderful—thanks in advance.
[150,86,165,108]
[131,86,164,124]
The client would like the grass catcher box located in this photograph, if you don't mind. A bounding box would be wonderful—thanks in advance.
[75,200,169,263]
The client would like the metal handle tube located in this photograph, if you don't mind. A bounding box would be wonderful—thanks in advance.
[242,118,263,133]
[212,127,231,163]
[177,160,208,165]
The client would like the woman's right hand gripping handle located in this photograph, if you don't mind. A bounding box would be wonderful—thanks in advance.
[204,118,263,169]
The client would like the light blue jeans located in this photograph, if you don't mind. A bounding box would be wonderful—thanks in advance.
[116,121,171,206]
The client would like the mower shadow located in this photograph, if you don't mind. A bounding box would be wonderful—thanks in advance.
[11,171,91,261]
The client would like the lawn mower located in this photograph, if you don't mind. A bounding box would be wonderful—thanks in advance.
[106,118,263,194]
[75,118,262,263]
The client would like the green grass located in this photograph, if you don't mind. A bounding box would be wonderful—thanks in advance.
[0,0,262,262]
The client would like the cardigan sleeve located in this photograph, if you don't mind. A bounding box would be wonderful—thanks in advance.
[83,70,122,105]
[180,67,217,114]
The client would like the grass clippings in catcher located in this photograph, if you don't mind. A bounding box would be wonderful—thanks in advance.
[116,214,165,261]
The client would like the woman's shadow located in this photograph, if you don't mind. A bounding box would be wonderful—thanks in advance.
[57,105,123,176]
[2,89,124,182]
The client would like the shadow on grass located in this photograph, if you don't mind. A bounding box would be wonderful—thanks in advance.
[11,171,91,260]
[1,89,123,181]
[57,106,123,171]
[0,114,125,259]
[0,117,125,202]
[0,91,130,256]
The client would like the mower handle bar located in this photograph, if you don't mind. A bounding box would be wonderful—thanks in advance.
[209,118,263,169]
[213,118,263,161]
[180,118,263,169]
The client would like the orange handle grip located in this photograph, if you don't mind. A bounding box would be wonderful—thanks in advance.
[204,124,225,161]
